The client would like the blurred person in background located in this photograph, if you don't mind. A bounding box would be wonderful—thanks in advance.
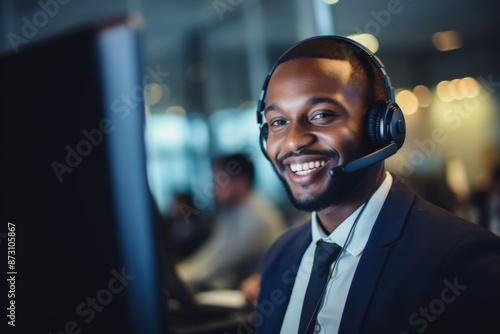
[176,153,286,292]
[163,192,213,262]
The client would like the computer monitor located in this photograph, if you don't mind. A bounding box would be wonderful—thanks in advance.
[0,16,167,334]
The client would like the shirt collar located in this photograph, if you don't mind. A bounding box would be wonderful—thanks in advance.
[311,172,393,257]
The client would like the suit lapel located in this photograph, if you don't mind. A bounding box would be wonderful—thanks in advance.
[278,227,312,314]
[260,223,312,334]
[339,178,415,334]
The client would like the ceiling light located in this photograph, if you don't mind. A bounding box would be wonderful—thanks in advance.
[413,85,432,108]
[436,80,453,102]
[449,78,464,100]
[166,105,186,116]
[396,89,419,115]
[346,33,379,53]
[460,77,480,98]
[432,30,463,51]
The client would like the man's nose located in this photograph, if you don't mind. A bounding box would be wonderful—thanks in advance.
[283,122,315,152]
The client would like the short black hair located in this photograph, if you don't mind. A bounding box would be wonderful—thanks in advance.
[273,37,387,109]
[214,153,255,186]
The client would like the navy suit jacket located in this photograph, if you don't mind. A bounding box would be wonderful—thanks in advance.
[255,178,500,334]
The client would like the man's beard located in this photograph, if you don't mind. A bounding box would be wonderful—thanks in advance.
[271,148,368,212]
[272,165,356,212]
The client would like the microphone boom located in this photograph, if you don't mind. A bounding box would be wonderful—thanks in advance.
[329,142,398,177]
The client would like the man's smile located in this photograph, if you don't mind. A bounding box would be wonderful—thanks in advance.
[289,159,327,175]
[279,154,334,187]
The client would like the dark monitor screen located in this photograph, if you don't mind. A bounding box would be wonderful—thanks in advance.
[0,16,167,334]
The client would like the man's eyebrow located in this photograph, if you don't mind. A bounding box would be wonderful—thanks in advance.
[264,103,279,114]
[264,96,346,114]
[307,97,349,115]
[305,96,342,107]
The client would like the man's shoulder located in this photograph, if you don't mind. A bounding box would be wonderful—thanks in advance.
[408,192,489,235]
[379,178,500,248]
[269,222,311,253]
[389,178,476,229]
[388,181,500,254]
[260,222,311,274]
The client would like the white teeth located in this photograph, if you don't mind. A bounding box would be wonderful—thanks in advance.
[290,160,327,173]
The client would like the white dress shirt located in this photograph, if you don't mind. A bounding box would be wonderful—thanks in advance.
[280,172,393,334]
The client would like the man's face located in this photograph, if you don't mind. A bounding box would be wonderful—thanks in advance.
[264,57,369,211]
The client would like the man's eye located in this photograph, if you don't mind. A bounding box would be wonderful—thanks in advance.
[311,111,333,120]
[311,111,337,122]
[270,119,287,127]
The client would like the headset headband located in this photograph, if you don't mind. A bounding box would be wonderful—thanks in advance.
[256,35,395,125]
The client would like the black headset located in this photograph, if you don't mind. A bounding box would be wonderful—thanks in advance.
[256,35,406,177]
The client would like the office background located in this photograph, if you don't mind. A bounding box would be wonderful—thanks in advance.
[2,0,500,223]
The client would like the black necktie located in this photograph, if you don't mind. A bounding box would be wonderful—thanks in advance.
[298,240,342,334]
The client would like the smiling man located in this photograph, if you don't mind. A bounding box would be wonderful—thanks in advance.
[253,36,500,334]
[266,55,383,227]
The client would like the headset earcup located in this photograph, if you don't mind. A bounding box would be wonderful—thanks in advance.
[366,101,387,150]
[259,123,270,161]
[386,103,406,148]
